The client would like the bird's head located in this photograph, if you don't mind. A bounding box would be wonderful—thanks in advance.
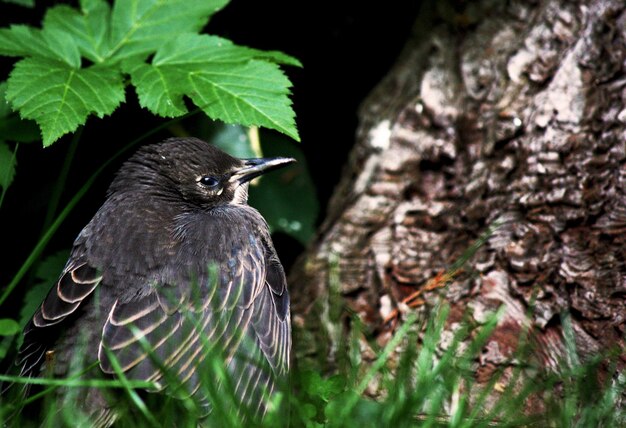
[110,137,295,209]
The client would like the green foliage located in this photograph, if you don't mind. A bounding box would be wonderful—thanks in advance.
[7,58,125,146]
[0,0,300,146]
[0,142,16,191]
[0,81,39,205]
[248,132,318,244]
[0,319,19,336]
[1,0,34,7]
[127,33,299,135]
[0,81,39,143]
[289,308,626,428]
[0,82,38,207]
[206,123,258,159]
[2,304,623,427]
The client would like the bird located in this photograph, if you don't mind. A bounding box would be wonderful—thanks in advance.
[6,137,294,425]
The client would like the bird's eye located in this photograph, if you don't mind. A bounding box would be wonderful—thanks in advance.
[199,176,220,188]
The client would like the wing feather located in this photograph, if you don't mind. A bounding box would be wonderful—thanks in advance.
[17,257,102,379]
[32,261,101,327]
[99,296,184,374]
[93,230,290,418]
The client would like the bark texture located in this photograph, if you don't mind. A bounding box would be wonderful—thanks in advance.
[290,0,626,409]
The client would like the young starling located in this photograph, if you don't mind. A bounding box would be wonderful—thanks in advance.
[12,137,294,424]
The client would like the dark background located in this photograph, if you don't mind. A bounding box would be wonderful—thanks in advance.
[0,1,419,314]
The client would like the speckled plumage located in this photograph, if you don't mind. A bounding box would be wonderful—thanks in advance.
[14,137,293,424]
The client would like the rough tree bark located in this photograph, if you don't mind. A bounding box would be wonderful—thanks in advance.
[290,0,626,411]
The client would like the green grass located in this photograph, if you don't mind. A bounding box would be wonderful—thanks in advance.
[1,302,624,427]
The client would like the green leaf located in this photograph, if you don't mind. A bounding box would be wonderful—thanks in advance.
[0,141,17,190]
[0,0,301,144]
[127,59,189,117]
[0,318,20,336]
[188,60,299,141]
[35,249,70,282]
[2,0,34,7]
[203,123,257,159]
[130,34,300,138]
[0,81,10,118]
[41,27,81,68]
[248,132,317,244]
[0,81,39,142]
[43,1,112,63]
[0,115,40,143]
[302,371,345,402]
[109,0,229,60]
[259,50,302,68]
[0,25,59,60]
[151,33,300,67]
[6,58,125,146]
[0,25,81,68]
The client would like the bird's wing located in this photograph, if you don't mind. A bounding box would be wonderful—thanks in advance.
[32,261,102,328]
[17,256,102,378]
[252,250,290,377]
[97,232,290,415]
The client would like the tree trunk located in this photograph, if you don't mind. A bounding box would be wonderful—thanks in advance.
[290,0,626,410]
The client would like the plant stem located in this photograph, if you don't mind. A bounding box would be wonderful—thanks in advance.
[0,142,19,210]
[0,169,95,307]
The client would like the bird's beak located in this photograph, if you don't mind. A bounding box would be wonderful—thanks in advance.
[229,157,296,185]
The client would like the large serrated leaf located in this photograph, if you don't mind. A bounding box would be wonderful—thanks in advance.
[152,34,301,67]
[6,58,125,146]
[109,0,229,60]
[0,81,39,142]
[128,60,189,117]
[41,27,82,68]
[189,61,299,141]
[0,25,60,60]
[0,0,300,144]
[129,34,300,138]
[43,1,112,63]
